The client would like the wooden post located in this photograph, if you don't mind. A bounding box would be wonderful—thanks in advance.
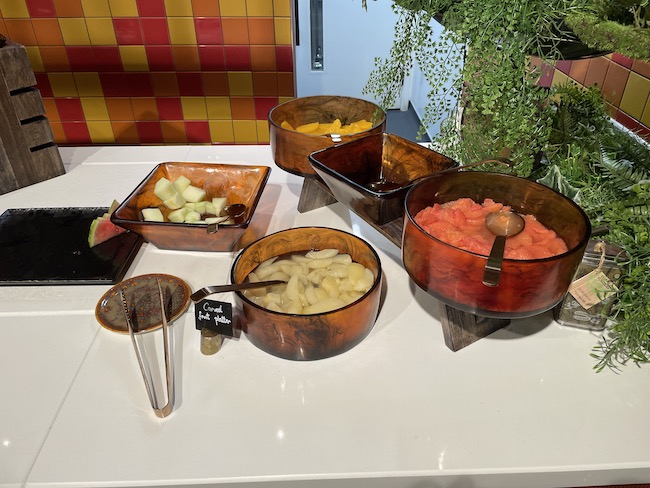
[0,40,65,195]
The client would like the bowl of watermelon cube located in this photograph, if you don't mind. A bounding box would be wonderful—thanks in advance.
[111,162,270,252]
[402,171,591,319]
[268,95,386,176]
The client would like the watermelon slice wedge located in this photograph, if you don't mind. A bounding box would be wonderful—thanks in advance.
[88,200,128,247]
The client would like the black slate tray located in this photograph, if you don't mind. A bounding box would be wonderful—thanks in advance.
[0,207,143,285]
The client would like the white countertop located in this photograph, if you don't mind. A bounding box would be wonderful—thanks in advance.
[1,145,649,488]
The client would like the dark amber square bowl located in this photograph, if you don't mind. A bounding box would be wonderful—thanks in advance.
[309,133,457,225]
[111,162,270,252]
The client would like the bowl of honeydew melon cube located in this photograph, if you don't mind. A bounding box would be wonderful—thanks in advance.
[111,162,271,252]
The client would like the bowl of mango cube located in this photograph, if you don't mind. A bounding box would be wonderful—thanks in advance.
[268,95,386,176]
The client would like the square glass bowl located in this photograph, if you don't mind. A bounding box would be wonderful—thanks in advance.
[309,133,457,225]
[111,162,270,252]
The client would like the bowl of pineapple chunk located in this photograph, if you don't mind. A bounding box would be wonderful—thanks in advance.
[231,226,383,360]
[111,162,270,251]
[268,96,386,176]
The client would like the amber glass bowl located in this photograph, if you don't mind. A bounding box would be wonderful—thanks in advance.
[112,162,270,252]
[402,171,591,318]
[268,95,386,176]
[230,227,383,360]
[309,132,457,224]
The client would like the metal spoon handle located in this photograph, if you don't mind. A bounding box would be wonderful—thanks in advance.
[191,280,285,302]
[482,235,506,287]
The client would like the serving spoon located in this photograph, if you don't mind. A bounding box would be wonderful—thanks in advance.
[482,211,525,287]
[206,203,247,234]
[190,280,285,302]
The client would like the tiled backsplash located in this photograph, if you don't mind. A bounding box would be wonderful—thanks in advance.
[1,0,649,145]
[541,53,650,140]
[0,0,294,145]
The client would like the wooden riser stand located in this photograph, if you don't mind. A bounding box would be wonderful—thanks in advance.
[0,40,65,195]
[297,175,511,351]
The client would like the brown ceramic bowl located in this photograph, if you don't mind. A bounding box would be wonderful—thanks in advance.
[309,132,457,224]
[402,171,591,318]
[112,162,270,252]
[231,227,383,360]
[268,95,386,176]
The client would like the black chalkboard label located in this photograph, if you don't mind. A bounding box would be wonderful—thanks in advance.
[194,299,234,336]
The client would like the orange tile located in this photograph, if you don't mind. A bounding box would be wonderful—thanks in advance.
[250,46,275,71]
[248,18,274,44]
[106,97,134,120]
[131,97,159,121]
[602,62,630,107]
[568,58,589,85]
[54,0,84,17]
[230,97,255,119]
[112,121,140,143]
[40,46,70,71]
[50,121,66,144]
[32,18,64,45]
[172,46,200,71]
[161,120,187,142]
[202,72,229,96]
[252,72,277,96]
[151,72,179,96]
[222,18,249,44]
[583,57,609,89]
[42,98,60,121]
[191,0,218,16]
[277,72,294,97]
[632,59,650,79]
[4,19,37,45]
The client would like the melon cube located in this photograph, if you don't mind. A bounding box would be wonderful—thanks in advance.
[168,208,188,223]
[212,197,227,215]
[142,207,164,222]
[184,210,201,223]
[193,201,208,215]
[172,175,191,193]
[182,185,207,203]
[163,192,186,210]
[153,177,177,201]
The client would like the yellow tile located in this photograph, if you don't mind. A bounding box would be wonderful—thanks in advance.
[551,70,569,87]
[59,18,90,45]
[164,0,193,16]
[25,47,44,72]
[233,120,258,143]
[619,72,650,121]
[80,97,110,121]
[119,46,149,71]
[0,0,29,18]
[181,97,207,120]
[73,72,103,96]
[86,18,117,45]
[168,17,197,45]
[273,0,291,17]
[256,120,269,143]
[48,73,78,97]
[247,0,273,16]
[227,72,253,96]
[108,0,138,17]
[81,0,111,17]
[273,17,292,45]
[87,121,115,143]
[219,0,247,16]
[209,120,235,143]
[206,97,232,119]
[641,98,650,127]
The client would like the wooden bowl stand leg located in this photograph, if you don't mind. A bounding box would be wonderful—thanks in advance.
[296,176,511,351]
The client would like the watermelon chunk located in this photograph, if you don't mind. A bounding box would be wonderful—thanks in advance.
[88,201,127,247]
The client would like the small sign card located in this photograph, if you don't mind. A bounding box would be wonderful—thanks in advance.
[194,299,234,336]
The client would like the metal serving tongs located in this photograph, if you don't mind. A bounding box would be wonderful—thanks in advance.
[119,279,174,418]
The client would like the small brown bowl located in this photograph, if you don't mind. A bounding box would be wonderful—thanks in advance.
[230,227,383,360]
[112,162,270,252]
[402,171,591,318]
[268,95,386,176]
[309,133,457,224]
